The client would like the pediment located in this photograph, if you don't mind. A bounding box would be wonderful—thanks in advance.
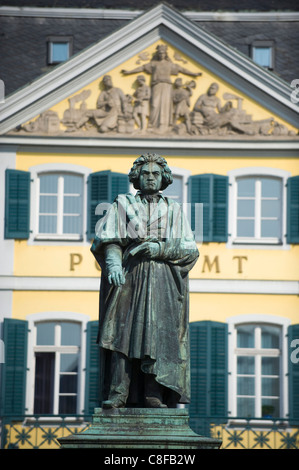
[1,4,298,141]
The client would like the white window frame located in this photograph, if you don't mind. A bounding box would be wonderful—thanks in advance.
[29,163,91,245]
[47,37,72,65]
[227,167,290,249]
[251,41,274,70]
[26,312,89,416]
[227,314,290,422]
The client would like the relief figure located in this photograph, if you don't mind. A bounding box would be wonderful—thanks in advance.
[76,75,127,133]
[122,44,201,133]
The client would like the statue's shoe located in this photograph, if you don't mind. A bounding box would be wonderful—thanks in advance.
[102,398,126,409]
[145,397,167,408]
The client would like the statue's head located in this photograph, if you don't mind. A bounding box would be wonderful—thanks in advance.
[102,75,113,88]
[128,153,173,191]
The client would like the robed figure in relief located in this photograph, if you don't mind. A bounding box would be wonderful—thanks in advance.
[91,153,199,408]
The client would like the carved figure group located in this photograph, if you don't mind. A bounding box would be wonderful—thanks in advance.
[18,44,296,138]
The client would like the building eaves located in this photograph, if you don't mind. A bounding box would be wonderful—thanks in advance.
[1,6,299,20]
[0,3,298,134]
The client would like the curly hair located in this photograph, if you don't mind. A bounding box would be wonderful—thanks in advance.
[128,153,173,190]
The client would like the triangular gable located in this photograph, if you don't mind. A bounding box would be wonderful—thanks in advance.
[0,3,298,140]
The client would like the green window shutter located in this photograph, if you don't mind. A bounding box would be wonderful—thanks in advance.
[288,323,299,424]
[84,321,100,415]
[1,319,28,416]
[189,321,228,435]
[287,176,299,244]
[87,170,128,240]
[5,169,30,239]
[188,174,228,242]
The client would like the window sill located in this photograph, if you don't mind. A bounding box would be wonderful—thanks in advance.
[232,238,282,245]
[24,416,88,426]
[227,418,289,429]
[34,234,83,241]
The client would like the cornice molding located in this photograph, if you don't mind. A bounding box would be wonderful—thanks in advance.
[1,275,298,295]
[0,136,298,151]
[1,6,299,21]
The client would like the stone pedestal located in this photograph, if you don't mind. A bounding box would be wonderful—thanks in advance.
[58,408,221,449]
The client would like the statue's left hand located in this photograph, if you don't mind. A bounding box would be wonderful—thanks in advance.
[107,268,126,286]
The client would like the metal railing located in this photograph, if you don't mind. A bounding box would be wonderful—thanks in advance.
[1,414,298,449]
[190,416,299,449]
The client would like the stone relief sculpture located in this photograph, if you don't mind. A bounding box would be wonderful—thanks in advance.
[16,44,296,138]
[172,78,196,135]
[75,75,129,133]
[132,75,151,132]
[122,44,202,133]
[191,83,277,136]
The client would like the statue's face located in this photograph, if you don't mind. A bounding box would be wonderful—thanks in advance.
[157,48,167,60]
[139,162,163,194]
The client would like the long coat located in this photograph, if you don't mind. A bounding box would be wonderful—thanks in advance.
[91,192,199,404]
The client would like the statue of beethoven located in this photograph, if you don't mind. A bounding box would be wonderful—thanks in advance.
[91,153,199,408]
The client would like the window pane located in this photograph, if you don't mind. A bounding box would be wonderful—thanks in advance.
[36,322,55,345]
[261,325,280,348]
[262,377,279,396]
[237,325,255,347]
[63,175,83,235]
[261,200,280,218]
[34,352,55,414]
[59,395,76,414]
[262,357,280,375]
[163,175,183,203]
[253,47,271,67]
[61,322,81,346]
[237,356,255,374]
[237,397,255,417]
[261,178,281,198]
[237,376,255,395]
[52,42,69,63]
[237,178,255,197]
[39,214,57,233]
[237,219,255,237]
[39,174,58,193]
[63,215,81,234]
[64,195,81,214]
[261,398,279,418]
[261,219,280,238]
[64,174,83,194]
[60,374,78,394]
[237,199,255,217]
[40,195,57,214]
[60,353,78,373]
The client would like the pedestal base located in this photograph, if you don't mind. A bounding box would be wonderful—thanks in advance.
[58,408,221,449]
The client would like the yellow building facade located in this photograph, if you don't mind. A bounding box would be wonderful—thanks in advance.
[0,5,299,449]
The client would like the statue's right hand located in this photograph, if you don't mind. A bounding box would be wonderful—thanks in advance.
[107,268,125,286]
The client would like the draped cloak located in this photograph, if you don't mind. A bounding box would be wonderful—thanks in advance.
[91,192,199,404]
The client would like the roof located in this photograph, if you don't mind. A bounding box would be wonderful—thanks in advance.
[0,3,298,140]
[1,0,299,11]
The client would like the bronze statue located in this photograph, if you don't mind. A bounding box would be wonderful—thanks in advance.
[91,153,199,408]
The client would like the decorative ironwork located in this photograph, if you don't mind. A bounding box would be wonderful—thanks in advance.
[1,415,298,449]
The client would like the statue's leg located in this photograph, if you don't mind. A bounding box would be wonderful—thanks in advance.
[102,351,131,408]
[144,373,167,408]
